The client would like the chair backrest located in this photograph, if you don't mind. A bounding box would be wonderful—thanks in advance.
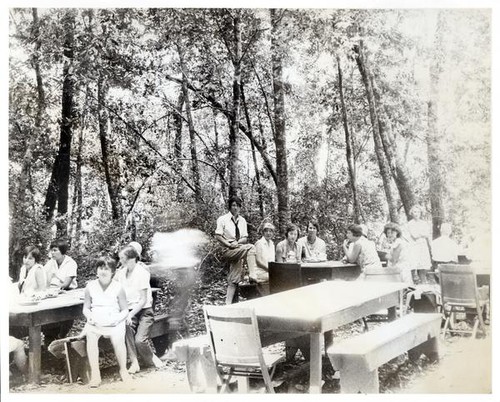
[439,264,479,307]
[204,305,264,367]
[268,262,302,294]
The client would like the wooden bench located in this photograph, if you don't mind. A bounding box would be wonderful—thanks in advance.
[327,313,442,393]
[172,334,218,393]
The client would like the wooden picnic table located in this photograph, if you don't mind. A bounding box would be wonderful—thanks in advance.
[9,289,85,383]
[227,280,408,393]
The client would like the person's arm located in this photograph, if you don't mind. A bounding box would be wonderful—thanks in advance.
[275,242,284,263]
[237,236,248,245]
[82,287,94,325]
[34,267,47,292]
[126,288,147,324]
[113,288,129,325]
[215,233,238,248]
[59,276,75,290]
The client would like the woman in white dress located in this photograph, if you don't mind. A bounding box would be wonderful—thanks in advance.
[83,256,129,388]
[404,205,432,283]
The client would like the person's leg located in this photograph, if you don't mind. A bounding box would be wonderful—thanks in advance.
[126,315,140,373]
[109,331,130,381]
[134,308,158,368]
[9,337,27,375]
[225,282,238,304]
[256,282,270,297]
[85,331,101,387]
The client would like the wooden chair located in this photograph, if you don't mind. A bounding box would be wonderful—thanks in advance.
[268,262,302,294]
[203,305,285,393]
[439,264,489,339]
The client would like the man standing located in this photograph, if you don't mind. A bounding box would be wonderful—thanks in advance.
[215,196,258,304]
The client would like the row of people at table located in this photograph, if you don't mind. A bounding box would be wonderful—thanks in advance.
[13,240,163,387]
[215,198,462,304]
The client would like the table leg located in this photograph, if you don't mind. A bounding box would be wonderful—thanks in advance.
[309,333,322,394]
[28,325,42,384]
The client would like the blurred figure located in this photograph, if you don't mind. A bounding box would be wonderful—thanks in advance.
[252,222,276,296]
[275,224,302,263]
[384,222,413,284]
[9,336,28,376]
[431,223,460,268]
[215,196,258,305]
[297,219,327,262]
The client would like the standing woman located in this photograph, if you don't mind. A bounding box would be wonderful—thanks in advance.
[275,224,302,263]
[404,205,432,283]
[18,246,47,296]
[114,246,163,374]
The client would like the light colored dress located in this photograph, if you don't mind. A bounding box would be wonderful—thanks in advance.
[405,219,432,271]
[84,279,125,338]
[387,238,413,283]
[19,263,46,296]
[275,240,301,263]
[297,236,327,261]
[355,236,382,273]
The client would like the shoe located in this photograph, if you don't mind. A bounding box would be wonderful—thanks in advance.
[127,363,140,374]
[89,379,101,388]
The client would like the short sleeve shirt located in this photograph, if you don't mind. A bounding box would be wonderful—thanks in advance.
[114,264,153,309]
[44,256,78,289]
[254,237,275,281]
[215,212,248,241]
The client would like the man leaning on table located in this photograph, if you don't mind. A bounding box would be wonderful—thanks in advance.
[215,196,258,304]
[43,239,78,345]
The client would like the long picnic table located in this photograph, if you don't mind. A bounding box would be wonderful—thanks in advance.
[9,288,85,383]
[300,260,360,282]
[226,280,408,393]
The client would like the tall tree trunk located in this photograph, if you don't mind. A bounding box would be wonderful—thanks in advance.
[212,110,227,197]
[173,90,185,201]
[427,11,446,239]
[241,83,264,219]
[271,9,290,235]
[337,56,362,223]
[97,73,123,221]
[43,10,76,239]
[354,40,399,223]
[177,42,202,205]
[228,11,242,200]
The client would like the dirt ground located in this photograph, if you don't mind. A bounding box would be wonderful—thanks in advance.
[8,331,491,396]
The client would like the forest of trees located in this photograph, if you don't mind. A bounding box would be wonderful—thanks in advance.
[8,8,490,279]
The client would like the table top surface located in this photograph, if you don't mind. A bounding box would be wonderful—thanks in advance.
[9,288,85,315]
[229,280,407,321]
[300,260,358,269]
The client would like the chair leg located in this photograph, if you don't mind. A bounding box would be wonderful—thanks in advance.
[471,317,479,339]
[237,377,249,393]
[63,342,73,383]
[261,367,275,394]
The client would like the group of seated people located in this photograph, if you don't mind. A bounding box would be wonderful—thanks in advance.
[215,198,462,304]
[11,239,163,388]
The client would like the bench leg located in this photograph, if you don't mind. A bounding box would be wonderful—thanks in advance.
[237,377,249,393]
[408,336,440,362]
[339,359,379,393]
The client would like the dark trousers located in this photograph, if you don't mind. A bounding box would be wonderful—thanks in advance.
[125,307,155,367]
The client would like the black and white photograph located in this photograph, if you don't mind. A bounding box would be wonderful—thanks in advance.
[3,1,496,399]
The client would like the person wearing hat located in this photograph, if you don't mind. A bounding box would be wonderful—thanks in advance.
[252,221,276,296]
[384,222,413,284]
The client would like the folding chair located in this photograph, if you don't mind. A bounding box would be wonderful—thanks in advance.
[439,264,489,339]
[48,333,89,383]
[203,305,284,393]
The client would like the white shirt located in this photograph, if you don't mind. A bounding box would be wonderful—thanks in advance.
[254,237,275,282]
[215,212,248,241]
[297,236,327,261]
[44,256,78,289]
[114,264,153,310]
[431,236,459,263]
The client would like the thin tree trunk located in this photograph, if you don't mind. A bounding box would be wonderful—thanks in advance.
[177,42,202,205]
[271,9,290,235]
[427,11,446,239]
[337,56,362,223]
[354,40,399,223]
[228,12,242,200]
[43,10,76,239]
[173,90,185,201]
[97,73,123,221]
[241,83,264,219]
[212,110,227,197]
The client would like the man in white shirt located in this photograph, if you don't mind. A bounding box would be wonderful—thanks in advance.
[253,222,276,296]
[215,196,258,304]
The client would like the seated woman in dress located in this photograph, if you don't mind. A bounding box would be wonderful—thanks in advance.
[18,246,47,296]
[83,256,130,388]
[275,224,302,263]
[114,245,163,374]
[252,222,276,296]
[384,222,413,284]
[297,219,327,262]
[343,223,382,278]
